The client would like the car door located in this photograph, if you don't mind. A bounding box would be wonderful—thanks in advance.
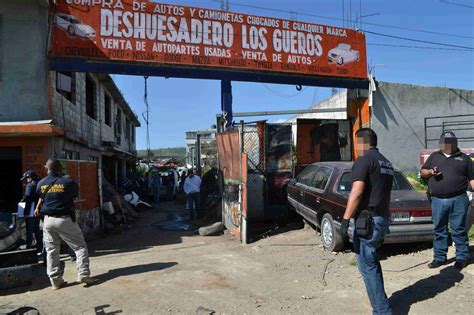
[331,170,352,221]
[303,166,333,226]
[289,165,317,214]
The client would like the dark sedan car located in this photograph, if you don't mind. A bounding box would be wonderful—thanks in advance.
[287,162,433,251]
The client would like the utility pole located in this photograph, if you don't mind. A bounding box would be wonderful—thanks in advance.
[142,76,151,161]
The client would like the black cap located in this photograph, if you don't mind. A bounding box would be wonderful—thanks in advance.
[20,170,35,181]
[440,131,457,143]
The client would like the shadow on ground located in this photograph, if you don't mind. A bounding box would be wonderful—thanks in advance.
[247,216,305,243]
[88,204,202,259]
[390,266,464,315]
[86,262,178,287]
[379,242,433,260]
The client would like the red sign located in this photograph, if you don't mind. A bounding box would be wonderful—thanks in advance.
[51,1,367,79]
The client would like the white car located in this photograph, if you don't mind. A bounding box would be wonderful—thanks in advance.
[328,43,360,65]
[54,13,96,38]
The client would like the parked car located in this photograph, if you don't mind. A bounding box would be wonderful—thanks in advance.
[287,162,433,251]
[54,13,96,38]
[327,43,360,65]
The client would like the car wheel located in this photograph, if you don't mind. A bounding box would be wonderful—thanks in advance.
[320,213,344,251]
[338,58,344,65]
[68,26,75,36]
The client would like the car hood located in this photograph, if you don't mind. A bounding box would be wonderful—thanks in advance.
[76,24,95,34]
[390,190,430,210]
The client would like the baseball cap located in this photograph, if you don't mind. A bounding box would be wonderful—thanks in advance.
[20,170,35,181]
[439,131,457,143]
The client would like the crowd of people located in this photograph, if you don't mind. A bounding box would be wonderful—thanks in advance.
[15,129,473,302]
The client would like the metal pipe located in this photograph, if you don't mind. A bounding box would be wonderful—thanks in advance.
[232,108,346,117]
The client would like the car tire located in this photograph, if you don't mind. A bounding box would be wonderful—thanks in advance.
[68,26,75,36]
[338,58,344,65]
[320,213,344,251]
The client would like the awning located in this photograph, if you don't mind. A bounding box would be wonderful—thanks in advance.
[0,120,64,137]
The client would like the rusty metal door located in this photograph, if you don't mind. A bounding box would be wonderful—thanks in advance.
[216,130,244,241]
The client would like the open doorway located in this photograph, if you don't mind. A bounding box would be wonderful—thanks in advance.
[0,147,23,214]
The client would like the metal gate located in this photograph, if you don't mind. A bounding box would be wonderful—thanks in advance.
[216,130,246,241]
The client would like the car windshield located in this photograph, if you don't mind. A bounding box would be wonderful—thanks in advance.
[338,44,350,50]
[337,171,413,193]
[70,17,82,24]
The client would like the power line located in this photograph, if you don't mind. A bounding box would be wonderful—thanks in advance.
[440,0,474,8]
[363,30,474,50]
[367,43,473,51]
[216,0,474,40]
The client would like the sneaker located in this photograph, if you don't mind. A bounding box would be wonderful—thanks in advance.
[454,261,467,270]
[79,276,97,285]
[70,256,76,262]
[428,260,446,269]
[51,279,66,290]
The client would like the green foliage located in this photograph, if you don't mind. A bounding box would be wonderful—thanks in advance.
[469,225,474,240]
[404,172,428,192]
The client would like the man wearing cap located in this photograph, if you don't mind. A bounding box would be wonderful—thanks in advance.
[421,131,474,270]
[20,170,42,252]
[34,158,95,289]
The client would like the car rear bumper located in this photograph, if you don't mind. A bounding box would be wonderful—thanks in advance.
[347,223,433,244]
[384,223,433,243]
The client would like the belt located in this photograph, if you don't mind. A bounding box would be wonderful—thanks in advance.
[431,192,466,199]
[45,214,71,218]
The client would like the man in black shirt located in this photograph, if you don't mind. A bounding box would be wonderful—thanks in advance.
[34,159,95,289]
[340,128,394,315]
[421,131,474,270]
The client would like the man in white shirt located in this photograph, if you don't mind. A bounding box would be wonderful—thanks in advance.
[184,169,202,220]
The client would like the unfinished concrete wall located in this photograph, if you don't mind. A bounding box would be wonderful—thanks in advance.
[372,82,474,171]
[51,71,138,158]
[0,0,48,122]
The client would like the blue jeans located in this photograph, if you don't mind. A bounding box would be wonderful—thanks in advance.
[431,194,470,262]
[353,215,391,315]
[187,192,201,220]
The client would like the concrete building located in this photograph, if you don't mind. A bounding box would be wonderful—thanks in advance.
[290,81,474,171]
[185,129,216,167]
[0,0,139,216]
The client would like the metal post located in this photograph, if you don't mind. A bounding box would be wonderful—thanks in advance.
[196,134,202,177]
[221,80,233,130]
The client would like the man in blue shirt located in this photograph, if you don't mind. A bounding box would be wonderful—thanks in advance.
[20,170,42,252]
[151,173,162,204]
[34,159,95,289]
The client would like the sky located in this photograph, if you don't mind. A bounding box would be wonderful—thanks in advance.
[111,0,474,150]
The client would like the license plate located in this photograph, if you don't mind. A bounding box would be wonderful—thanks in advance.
[391,211,410,222]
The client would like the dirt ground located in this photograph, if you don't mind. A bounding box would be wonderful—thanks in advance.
[1,202,473,315]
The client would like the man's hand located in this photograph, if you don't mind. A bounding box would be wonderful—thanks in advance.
[421,168,440,179]
[340,219,350,238]
[34,208,40,217]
